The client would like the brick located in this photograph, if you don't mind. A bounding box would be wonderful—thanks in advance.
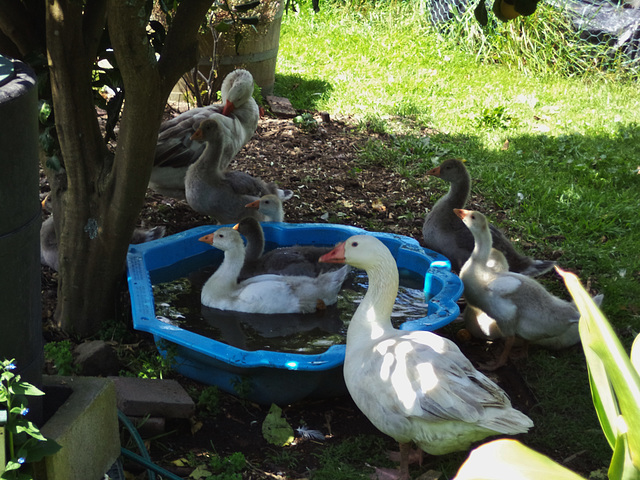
[109,376,195,419]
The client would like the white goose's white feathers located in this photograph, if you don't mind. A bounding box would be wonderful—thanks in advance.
[199,228,348,314]
[320,235,533,460]
[150,69,260,198]
[457,209,585,345]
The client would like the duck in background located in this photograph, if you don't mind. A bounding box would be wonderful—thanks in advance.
[422,158,555,276]
[40,195,165,271]
[319,235,533,480]
[150,69,260,198]
[244,193,286,222]
[198,228,348,314]
[185,118,292,225]
[455,208,602,370]
[233,217,344,280]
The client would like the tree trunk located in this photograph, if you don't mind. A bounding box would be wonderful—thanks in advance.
[45,0,211,337]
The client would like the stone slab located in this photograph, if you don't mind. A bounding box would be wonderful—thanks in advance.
[266,95,297,118]
[109,376,195,419]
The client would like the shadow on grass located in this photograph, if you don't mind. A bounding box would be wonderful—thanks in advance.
[272,73,333,111]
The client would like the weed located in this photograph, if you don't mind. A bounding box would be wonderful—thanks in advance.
[44,340,79,376]
[230,376,253,400]
[120,341,177,379]
[197,386,222,416]
[293,112,318,132]
[311,435,391,479]
[475,105,513,129]
[208,451,246,479]
[265,448,301,469]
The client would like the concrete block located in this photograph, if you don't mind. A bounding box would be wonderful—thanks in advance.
[74,340,119,376]
[37,375,120,480]
[109,376,195,419]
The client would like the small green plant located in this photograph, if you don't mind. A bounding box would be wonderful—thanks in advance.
[207,451,246,480]
[197,386,221,416]
[312,435,392,480]
[43,340,78,376]
[230,376,252,400]
[0,359,61,479]
[293,112,318,132]
[265,449,301,469]
[357,115,387,134]
[476,105,513,129]
[121,341,177,379]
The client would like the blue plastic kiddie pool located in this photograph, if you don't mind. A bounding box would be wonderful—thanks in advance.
[126,223,463,405]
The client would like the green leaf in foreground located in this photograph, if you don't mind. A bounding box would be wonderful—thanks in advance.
[262,404,294,446]
[558,267,640,477]
[454,438,586,480]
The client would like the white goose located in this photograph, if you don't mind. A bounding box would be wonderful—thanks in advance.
[198,228,348,314]
[150,69,260,198]
[185,119,291,225]
[319,235,533,480]
[455,209,599,370]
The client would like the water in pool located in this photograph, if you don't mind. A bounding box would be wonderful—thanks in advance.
[153,265,432,355]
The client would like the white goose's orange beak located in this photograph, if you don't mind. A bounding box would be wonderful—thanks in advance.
[319,242,346,264]
[222,99,235,116]
[454,208,471,220]
[190,129,204,141]
[245,199,260,209]
[198,233,215,244]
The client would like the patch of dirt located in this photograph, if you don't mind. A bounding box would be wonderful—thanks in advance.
[40,112,582,479]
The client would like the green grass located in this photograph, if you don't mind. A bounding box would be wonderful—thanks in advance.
[275,1,640,477]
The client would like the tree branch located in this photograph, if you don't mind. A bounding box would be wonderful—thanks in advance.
[157,0,213,97]
[0,0,43,57]
[82,0,108,61]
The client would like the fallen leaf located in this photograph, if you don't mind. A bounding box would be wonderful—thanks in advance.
[189,464,212,479]
[262,404,294,446]
[372,199,387,212]
[501,139,510,150]
[190,419,203,435]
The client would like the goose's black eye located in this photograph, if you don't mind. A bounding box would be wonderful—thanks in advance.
[351,241,359,247]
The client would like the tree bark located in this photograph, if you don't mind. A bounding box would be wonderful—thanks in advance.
[43,0,212,337]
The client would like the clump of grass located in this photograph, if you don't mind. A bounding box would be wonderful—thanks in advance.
[432,1,638,79]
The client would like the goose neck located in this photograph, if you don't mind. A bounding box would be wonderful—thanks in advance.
[191,142,225,180]
[442,172,471,208]
[470,227,492,265]
[347,255,399,343]
[244,226,265,261]
[209,244,245,290]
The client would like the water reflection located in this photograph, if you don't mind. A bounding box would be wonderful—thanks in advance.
[153,267,430,355]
